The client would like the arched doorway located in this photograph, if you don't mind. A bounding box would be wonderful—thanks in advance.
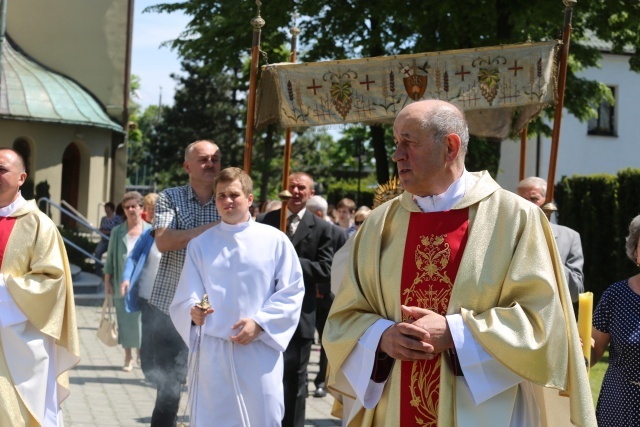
[61,143,80,228]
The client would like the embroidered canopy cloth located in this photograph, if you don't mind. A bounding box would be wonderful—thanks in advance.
[255,41,559,139]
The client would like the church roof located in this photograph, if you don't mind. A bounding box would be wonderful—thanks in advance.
[0,37,123,132]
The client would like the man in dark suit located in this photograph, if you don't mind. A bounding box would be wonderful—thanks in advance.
[259,172,333,427]
[306,195,348,398]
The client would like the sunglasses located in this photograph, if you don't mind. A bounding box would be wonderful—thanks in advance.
[355,220,364,226]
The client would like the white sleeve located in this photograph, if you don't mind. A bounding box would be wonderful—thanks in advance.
[169,242,203,350]
[446,314,524,405]
[0,274,28,327]
[342,318,394,409]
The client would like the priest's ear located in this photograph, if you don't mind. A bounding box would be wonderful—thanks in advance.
[18,171,27,188]
[444,133,462,163]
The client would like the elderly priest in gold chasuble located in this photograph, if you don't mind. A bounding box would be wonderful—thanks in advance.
[0,148,80,426]
[323,101,596,426]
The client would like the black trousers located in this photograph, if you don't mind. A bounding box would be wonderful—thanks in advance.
[282,336,313,427]
[149,306,188,427]
[139,298,156,382]
[314,296,333,388]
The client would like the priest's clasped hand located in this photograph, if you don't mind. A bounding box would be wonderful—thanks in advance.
[379,318,434,362]
[401,305,454,354]
[230,318,263,345]
[190,305,214,326]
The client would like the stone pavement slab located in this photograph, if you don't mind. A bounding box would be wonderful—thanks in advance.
[62,304,341,426]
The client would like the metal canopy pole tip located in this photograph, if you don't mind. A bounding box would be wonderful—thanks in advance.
[243,0,265,175]
[544,0,576,218]
[280,12,300,233]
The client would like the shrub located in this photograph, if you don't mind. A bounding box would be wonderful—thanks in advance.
[555,169,640,304]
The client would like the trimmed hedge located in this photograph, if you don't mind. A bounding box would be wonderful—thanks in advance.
[555,168,640,304]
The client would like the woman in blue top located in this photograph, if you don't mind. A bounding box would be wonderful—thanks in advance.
[120,193,161,381]
[591,214,640,426]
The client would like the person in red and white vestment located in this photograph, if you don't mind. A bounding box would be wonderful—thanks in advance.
[0,148,80,426]
[324,101,596,427]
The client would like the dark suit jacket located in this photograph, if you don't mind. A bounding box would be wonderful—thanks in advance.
[316,224,348,298]
[260,208,333,339]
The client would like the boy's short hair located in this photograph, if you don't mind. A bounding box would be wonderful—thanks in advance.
[215,167,253,195]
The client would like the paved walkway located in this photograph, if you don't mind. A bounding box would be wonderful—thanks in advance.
[62,304,341,426]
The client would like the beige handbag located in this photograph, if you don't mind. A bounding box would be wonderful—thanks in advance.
[96,294,118,347]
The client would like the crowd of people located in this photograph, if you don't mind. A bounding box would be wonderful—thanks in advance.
[1,99,638,426]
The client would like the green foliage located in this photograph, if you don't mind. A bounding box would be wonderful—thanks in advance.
[145,1,290,73]
[555,169,640,305]
[127,74,155,185]
[616,168,640,277]
[590,350,608,405]
[151,61,245,189]
[465,136,501,177]
[58,227,97,270]
[326,177,377,209]
[143,0,639,191]
[128,104,163,187]
[580,2,640,72]
[616,168,640,231]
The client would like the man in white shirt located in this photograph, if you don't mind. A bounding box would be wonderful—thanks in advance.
[170,167,304,426]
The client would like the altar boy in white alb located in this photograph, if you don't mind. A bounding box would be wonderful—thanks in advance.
[170,167,304,427]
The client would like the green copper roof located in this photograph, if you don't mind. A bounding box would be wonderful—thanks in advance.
[0,37,123,132]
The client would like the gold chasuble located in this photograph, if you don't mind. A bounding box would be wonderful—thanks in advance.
[0,200,80,426]
[324,171,596,427]
[400,210,468,426]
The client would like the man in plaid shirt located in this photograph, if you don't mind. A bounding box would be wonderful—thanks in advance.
[148,140,221,426]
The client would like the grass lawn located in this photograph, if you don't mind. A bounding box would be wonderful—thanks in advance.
[589,351,608,406]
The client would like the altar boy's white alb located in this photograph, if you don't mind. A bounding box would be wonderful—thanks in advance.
[170,167,304,427]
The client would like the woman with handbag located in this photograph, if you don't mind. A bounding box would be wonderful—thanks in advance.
[120,193,161,382]
[104,191,150,372]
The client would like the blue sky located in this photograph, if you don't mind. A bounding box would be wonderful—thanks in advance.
[131,0,189,109]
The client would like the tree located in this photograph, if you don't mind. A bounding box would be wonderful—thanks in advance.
[128,104,163,187]
[146,1,294,194]
[151,61,244,189]
[147,0,638,183]
[127,75,172,189]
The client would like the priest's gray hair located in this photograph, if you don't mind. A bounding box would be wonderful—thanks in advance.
[306,195,328,217]
[626,214,640,263]
[420,103,469,154]
[518,177,547,197]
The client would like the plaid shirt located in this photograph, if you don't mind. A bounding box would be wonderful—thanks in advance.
[149,184,219,314]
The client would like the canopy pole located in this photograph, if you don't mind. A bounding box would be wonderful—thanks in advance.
[518,126,528,181]
[0,0,8,82]
[543,0,576,218]
[279,13,300,233]
[243,1,265,175]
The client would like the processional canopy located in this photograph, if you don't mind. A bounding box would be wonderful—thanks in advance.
[256,41,560,140]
